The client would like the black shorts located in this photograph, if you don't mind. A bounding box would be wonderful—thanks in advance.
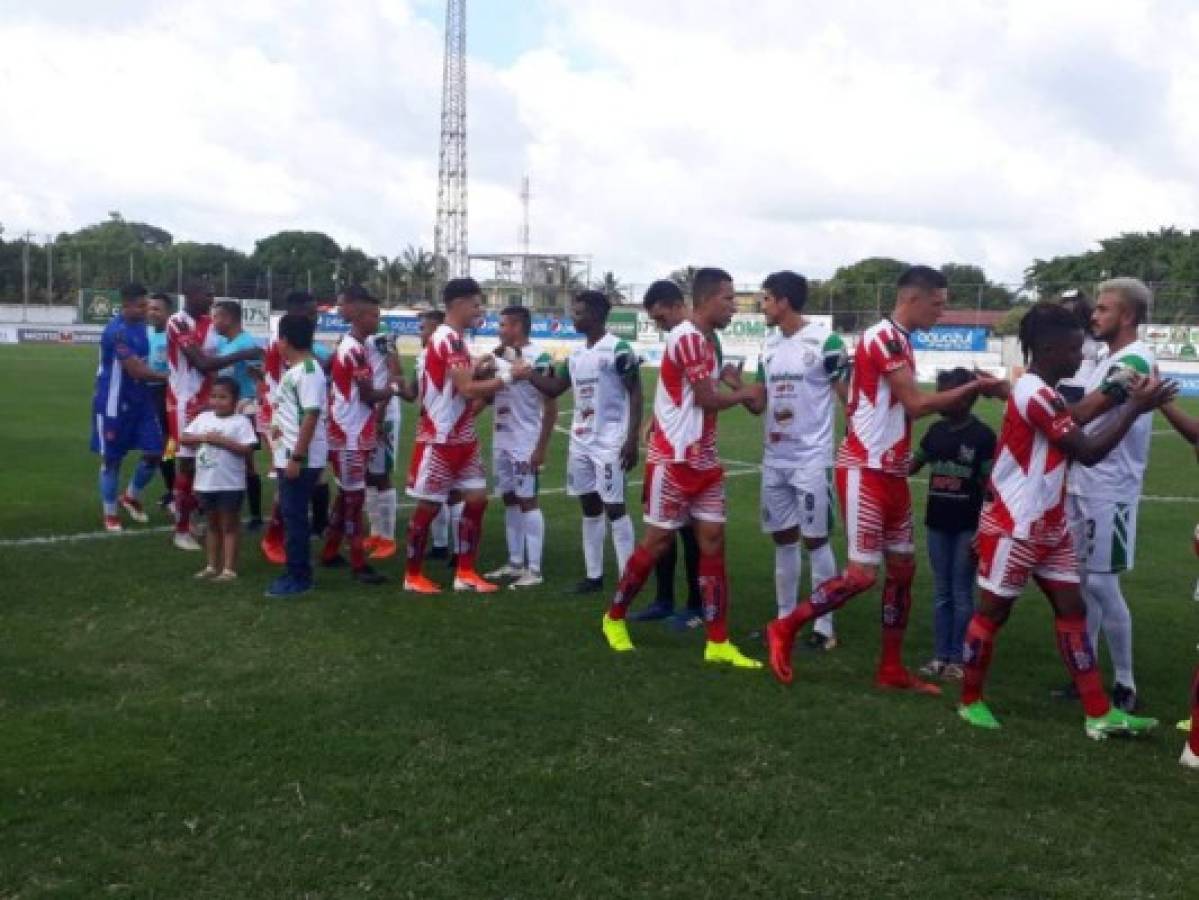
[197,490,245,513]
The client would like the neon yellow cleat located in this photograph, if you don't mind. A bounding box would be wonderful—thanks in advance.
[1178,718,1192,734]
[601,614,635,652]
[1085,707,1158,741]
[704,640,763,669]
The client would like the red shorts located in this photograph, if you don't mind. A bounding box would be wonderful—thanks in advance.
[642,461,725,529]
[836,466,913,565]
[406,441,486,501]
[330,445,369,491]
[168,394,203,460]
[975,529,1079,599]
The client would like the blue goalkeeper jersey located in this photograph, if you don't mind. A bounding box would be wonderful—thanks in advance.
[93,315,152,417]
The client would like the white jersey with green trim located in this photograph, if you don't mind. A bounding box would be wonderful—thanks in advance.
[270,357,329,470]
[494,343,552,456]
[563,332,636,456]
[757,321,847,468]
[1066,339,1155,500]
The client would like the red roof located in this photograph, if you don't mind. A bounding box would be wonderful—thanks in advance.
[936,308,1007,327]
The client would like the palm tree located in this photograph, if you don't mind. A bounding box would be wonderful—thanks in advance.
[668,266,698,295]
[595,270,626,303]
[401,245,436,305]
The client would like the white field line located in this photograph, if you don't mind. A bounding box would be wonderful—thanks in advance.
[0,464,765,549]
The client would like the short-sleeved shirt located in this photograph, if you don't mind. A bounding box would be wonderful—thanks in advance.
[1066,340,1155,501]
[915,416,996,533]
[757,321,847,468]
[365,329,402,425]
[166,310,221,417]
[416,324,476,446]
[494,343,553,457]
[186,410,257,492]
[836,318,914,476]
[979,373,1077,543]
[561,332,637,457]
[270,357,329,470]
[217,331,261,401]
[94,316,152,417]
[329,333,377,450]
[648,320,720,470]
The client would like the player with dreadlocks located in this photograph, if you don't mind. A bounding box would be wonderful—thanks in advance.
[957,302,1176,738]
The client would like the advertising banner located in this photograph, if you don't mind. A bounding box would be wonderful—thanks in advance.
[1143,324,1199,360]
[78,289,121,325]
[910,326,988,352]
[18,326,104,344]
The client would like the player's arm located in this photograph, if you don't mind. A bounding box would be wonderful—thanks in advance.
[1054,377,1177,466]
[884,364,994,420]
[742,357,767,415]
[527,363,570,399]
[531,394,558,471]
[1069,355,1152,425]
[119,354,167,383]
[184,343,264,373]
[620,348,643,471]
[908,444,928,476]
[824,333,851,408]
[1161,401,1199,445]
[449,356,530,400]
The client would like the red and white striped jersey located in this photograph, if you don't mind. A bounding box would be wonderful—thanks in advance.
[166,310,220,417]
[979,373,1078,543]
[416,324,476,446]
[328,333,377,450]
[648,320,719,470]
[836,318,914,476]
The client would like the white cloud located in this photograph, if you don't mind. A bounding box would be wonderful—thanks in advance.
[2,0,1199,288]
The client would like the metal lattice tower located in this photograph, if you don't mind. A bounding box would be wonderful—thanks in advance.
[434,0,468,283]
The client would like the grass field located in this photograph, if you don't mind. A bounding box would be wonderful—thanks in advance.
[3,343,1199,899]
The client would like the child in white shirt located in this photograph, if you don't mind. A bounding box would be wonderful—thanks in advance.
[180,376,258,580]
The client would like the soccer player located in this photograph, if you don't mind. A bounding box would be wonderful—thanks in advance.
[146,292,175,511]
[1055,288,1100,403]
[412,310,456,559]
[1059,278,1158,712]
[744,271,849,650]
[403,277,532,594]
[766,266,1006,691]
[527,290,642,593]
[484,306,558,588]
[956,302,1173,738]
[599,272,761,668]
[212,299,265,529]
[320,287,395,584]
[90,282,167,531]
[166,281,261,551]
[265,313,330,599]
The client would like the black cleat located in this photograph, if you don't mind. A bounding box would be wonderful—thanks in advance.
[1111,682,1139,713]
[352,565,388,585]
[572,576,604,595]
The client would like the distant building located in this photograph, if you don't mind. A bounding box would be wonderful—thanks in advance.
[470,252,592,310]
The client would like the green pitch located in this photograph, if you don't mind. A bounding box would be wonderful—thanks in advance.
[2,344,1198,898]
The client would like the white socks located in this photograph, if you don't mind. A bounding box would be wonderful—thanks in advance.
[775,542,801,617]
[809,541,838,638]
[505,505,525,567]
[582,515,605,579]
[524,509,545,573]
[1085,572,1135,689]
[377,488,397,541]
[610,515,635,578]
[449,501,465,554]
[432,504,449,549]
[365,487,380,537]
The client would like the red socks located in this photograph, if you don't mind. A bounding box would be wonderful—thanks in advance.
[406,503,438,577]
[698,553,728,643]
[779,569,875,641]
[608,546,654,621]
[880,558,916,670]
[960,614,999,706]
[322,491,347,563]
[1190,665,1199,755]
[343,490,366,570]
[455,499,487,573]
[173,469,195,534]
[1054,615,1109,718]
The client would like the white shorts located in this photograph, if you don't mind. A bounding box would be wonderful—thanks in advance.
[494,447,538,500]
[169,400,198,459]
[331,445,369,491]
[976,529,1080,599]
[368,406,400,477]
[760,464,833,538]
[642,462,726,530]
[566,449,625,505]
[1067,494,1138,575]
[406,442,487,502]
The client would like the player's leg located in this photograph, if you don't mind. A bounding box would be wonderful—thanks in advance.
[245,441,263,529]
[678,524,702,623]
[343,449,384,584]
[403,442,449,592]
[487,450,524,578]
[762,465,802,618]
[957,586,1012,729]
[691,513,761,669]
[600,456,635,577]
[1088,500,1138,708]
[311,473,331,538]
[321,451,349,565]
[171,400,201,547]
[568,450,606,591]
[766,466,879,684]
[799,467,838,648]
[429,502,450,558]
[874,474,929,689]
[447,445,494,592]
[154,388,175,509]
[92,411,124,530]
[369,466,398,560]
[1181,665,1199,769]
[601,522,676,651]
[635,530,678,620]
[120,406,164,524]
[266,466,317,596]
[511,458,545,587]
[946,528,977,678]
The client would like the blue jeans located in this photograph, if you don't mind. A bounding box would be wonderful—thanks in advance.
[926,528,976,663]
[278,467,319,584]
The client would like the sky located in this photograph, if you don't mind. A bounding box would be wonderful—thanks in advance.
[2,0,1199,288]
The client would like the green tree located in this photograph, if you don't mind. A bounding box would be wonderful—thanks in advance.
[400,245,437,305]
[594,271,626,302]
[939,262,1015,310]
[994,305,1029,337]
[668,266,698,294]
[252,231,341,302]
[823,257,909,331]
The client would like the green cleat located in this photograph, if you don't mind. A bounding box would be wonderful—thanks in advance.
[1085,707,1159,741]
[601,613,635,652]
[958,700,1001,730]
[704,640,763,669]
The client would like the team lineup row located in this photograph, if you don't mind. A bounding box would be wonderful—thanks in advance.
[89,266,1199,765]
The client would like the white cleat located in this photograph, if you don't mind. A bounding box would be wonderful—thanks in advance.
[174,532,203,551]
[484,563,525,580]
[118,495,149,523]
[509,570,544,590]
[1181,744,1199,769]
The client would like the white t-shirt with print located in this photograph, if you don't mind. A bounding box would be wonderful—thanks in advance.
[186,411,257,492]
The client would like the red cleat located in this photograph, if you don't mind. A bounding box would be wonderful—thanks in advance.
[403,573,442,594]
[369,538,398,560]
[260,538,286,565]
[875,666,942,696]
[363,536,382,553]
[766,618,796,685]
[453,569,499,594]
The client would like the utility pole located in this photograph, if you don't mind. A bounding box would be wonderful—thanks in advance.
[224,262,230,298]
[45,234,53,304]
[176,257,182,295]
[433,0,468,288]
[267,265,273,302]
[21,230,33,313]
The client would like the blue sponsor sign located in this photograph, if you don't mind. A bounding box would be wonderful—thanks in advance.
[1162,372,1199,397]
[910,326,987,352]
[317,311,582,340]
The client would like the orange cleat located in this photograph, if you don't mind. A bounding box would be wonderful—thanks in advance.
[875,666,942,696]
[402,573,442,594]
[369,538,398,560]
[363,536,382,553]
[260,538,286,565]
[765,618,797,685]
[453,569,499,594]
